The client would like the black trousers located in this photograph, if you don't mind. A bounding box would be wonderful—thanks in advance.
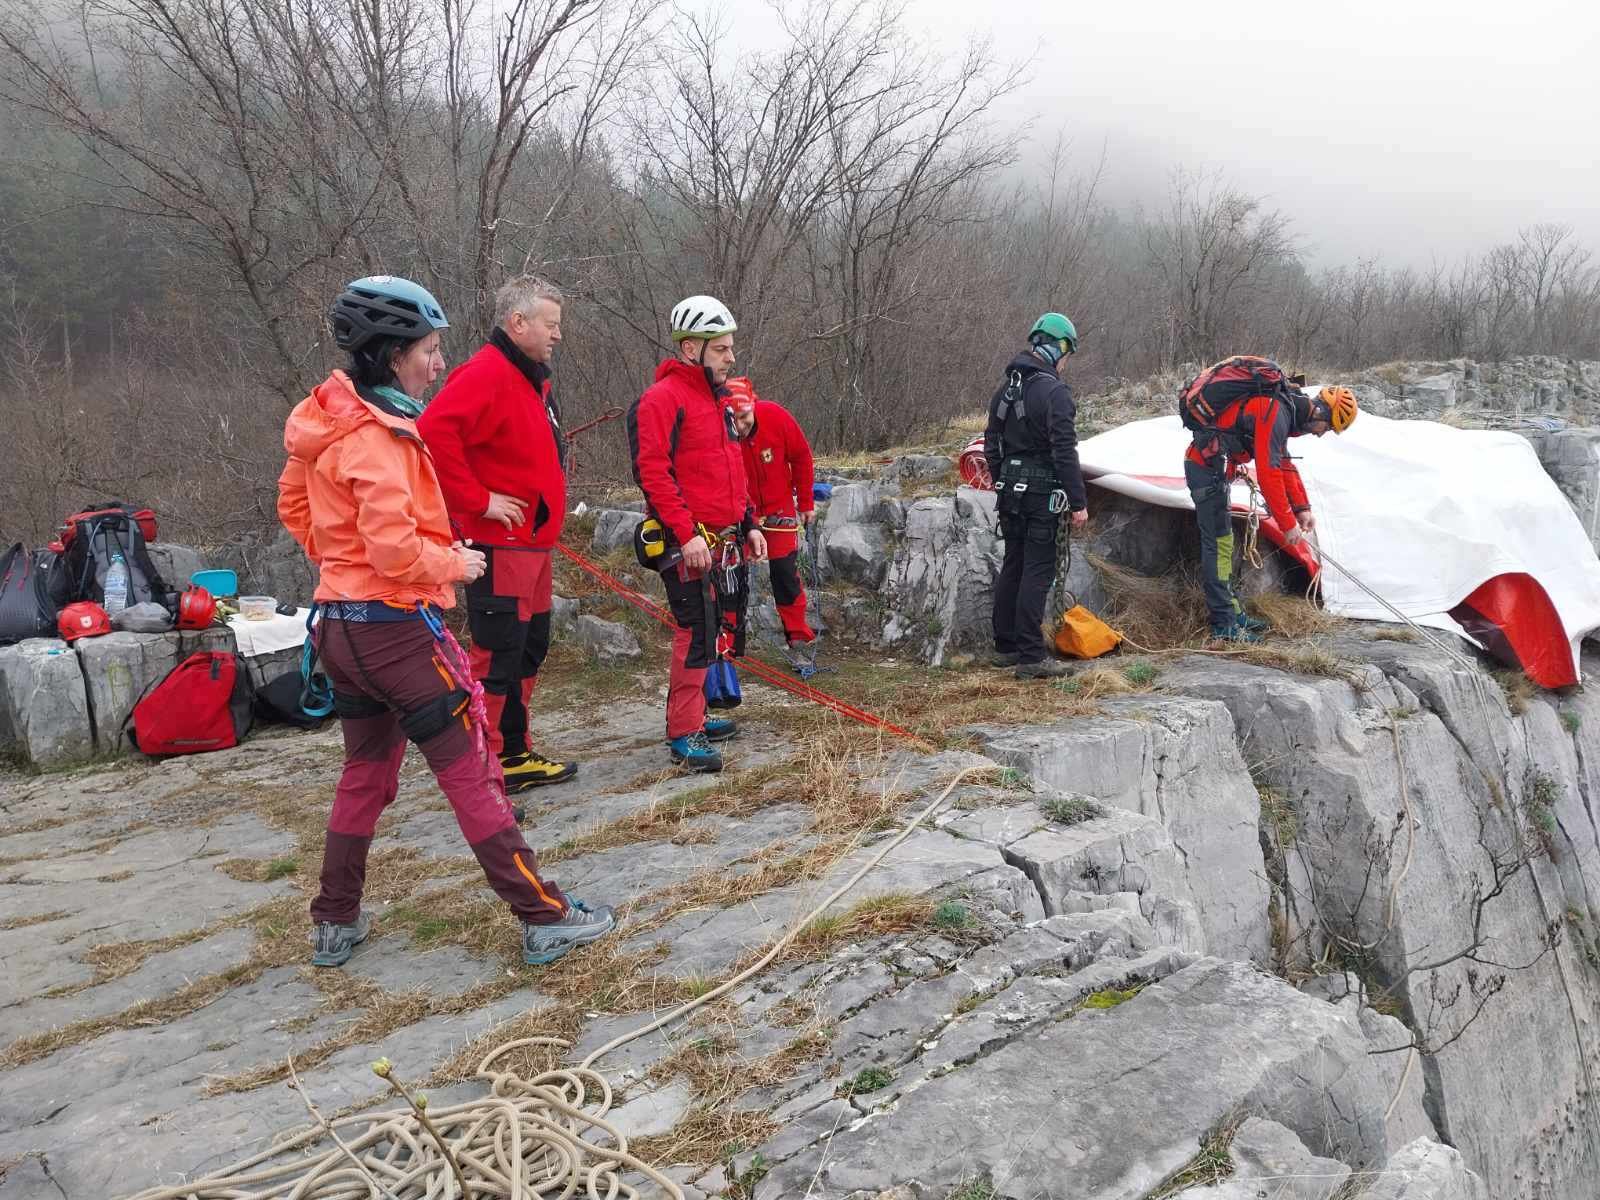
[992,502,1058,663]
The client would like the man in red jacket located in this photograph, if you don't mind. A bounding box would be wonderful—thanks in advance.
[628,295,767,773]
[724,377,819,673]
[1185,379,1358,641]
[417,276,577,792]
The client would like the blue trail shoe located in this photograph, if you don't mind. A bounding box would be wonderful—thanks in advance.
[1210,619,1262,644]
[668,731,724,773]
[522,902,617,965]
[310,910,371,967]
[703,717,738,742]
[1236,611,1270,634]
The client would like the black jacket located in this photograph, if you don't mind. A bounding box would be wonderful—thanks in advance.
[982,351,1087,511]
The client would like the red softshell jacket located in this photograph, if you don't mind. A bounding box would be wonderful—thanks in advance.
[628,359,752,544]
[1185,393,1309,530]
[418,340,566,550]
[738,398,815,520]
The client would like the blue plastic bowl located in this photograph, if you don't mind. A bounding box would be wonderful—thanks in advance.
[191,568,238,597]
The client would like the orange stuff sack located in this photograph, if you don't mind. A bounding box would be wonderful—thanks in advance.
[1053,606,1123,659]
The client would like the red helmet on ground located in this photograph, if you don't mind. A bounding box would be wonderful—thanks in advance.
[176,586,217,631]
[58,602,112,642]
[723,376,756,415]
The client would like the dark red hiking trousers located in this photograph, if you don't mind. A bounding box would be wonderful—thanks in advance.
[309,616,567,927]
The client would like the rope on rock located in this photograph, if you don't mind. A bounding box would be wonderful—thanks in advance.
[127,765,990,1200]
[554,543,933,749]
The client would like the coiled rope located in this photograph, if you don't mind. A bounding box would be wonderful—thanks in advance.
[127,765,989,1200]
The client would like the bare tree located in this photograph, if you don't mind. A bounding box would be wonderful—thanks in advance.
[1144,167,1296,368]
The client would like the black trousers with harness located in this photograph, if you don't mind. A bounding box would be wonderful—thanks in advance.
[992,489,1059,664]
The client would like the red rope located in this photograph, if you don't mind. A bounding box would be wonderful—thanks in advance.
[555,544,930,748]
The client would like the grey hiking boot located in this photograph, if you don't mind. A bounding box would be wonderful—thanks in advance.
[991,651,1022,668]
[310,910,371,968]
[1015,658,1072,680]
[522,901,618,965]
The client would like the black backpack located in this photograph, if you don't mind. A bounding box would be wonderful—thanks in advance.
[58,502,171,609]
[0,543,59,644]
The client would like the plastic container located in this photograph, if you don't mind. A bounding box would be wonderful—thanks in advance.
[238,595,276,621]
[103,554,129,616]
[191,568,238,597]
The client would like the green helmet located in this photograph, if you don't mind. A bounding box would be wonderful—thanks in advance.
[1029,312,1078,354]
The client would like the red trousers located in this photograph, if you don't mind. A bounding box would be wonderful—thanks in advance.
[660,563,746,739]
[311,617,566,927]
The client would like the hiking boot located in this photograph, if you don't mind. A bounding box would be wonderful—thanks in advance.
[991,651,1022,668]
[500,750,578,793]
[310,910,371,968]
[703,717,738,743]
[521,901,618,966]
[668,731,723,773]
[1210,620,1262,644]
[1015,658,1072,680]
[1236,612,1270,634]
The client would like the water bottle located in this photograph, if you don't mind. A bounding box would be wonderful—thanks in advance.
[103,553,129,616]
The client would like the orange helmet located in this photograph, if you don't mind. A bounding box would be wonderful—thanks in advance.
[1319,386,1358,433]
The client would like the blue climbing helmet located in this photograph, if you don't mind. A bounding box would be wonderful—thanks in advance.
[330,275,449,353]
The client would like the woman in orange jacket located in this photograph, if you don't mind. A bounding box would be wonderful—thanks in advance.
[278,275,615,968]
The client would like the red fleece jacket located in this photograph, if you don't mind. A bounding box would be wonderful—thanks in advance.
[737,398,814,520]
[628,359,751,544]
[417,337,566,549]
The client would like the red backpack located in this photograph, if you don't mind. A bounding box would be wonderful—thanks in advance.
[1177,356,1297,434]
[127,651,254,756]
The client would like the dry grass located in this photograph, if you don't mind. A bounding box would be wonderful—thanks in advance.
[1370,627,1418,643]
[771,892,937,966]
[1092,556,1210,650]
[545,760,797,865]
[1495,669,1537,716]
[1146,1114,1244,1198]
[204,977,525,1093]
[1228,643,1354,681]
[0,955,279,1070]
[628,1107,777,1177]
[1248,593,1344,639]
[759,659,1102,749]
[1064,666,1136,698]
[0,910,70,932]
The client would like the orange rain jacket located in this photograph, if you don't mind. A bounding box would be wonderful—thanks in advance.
[278,371,463,607]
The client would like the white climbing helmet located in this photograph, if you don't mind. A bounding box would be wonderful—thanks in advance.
[670,295,737,343]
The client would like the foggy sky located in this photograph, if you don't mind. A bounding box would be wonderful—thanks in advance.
[745,0,1600,269]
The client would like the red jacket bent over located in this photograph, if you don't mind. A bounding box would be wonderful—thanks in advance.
[738,398,815,522]
[629,359,752,544]
[417,330,566,550]
[1184,393,1309,531]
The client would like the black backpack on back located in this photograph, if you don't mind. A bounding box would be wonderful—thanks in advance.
[58,502,171,609]
[0,543,59,644]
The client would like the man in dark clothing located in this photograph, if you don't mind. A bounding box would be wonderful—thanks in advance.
[984,312,1088,680]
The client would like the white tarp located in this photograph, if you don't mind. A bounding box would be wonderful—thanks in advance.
[1077,409,1600,680]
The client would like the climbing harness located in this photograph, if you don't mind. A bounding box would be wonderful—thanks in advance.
[418,602,495,769]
